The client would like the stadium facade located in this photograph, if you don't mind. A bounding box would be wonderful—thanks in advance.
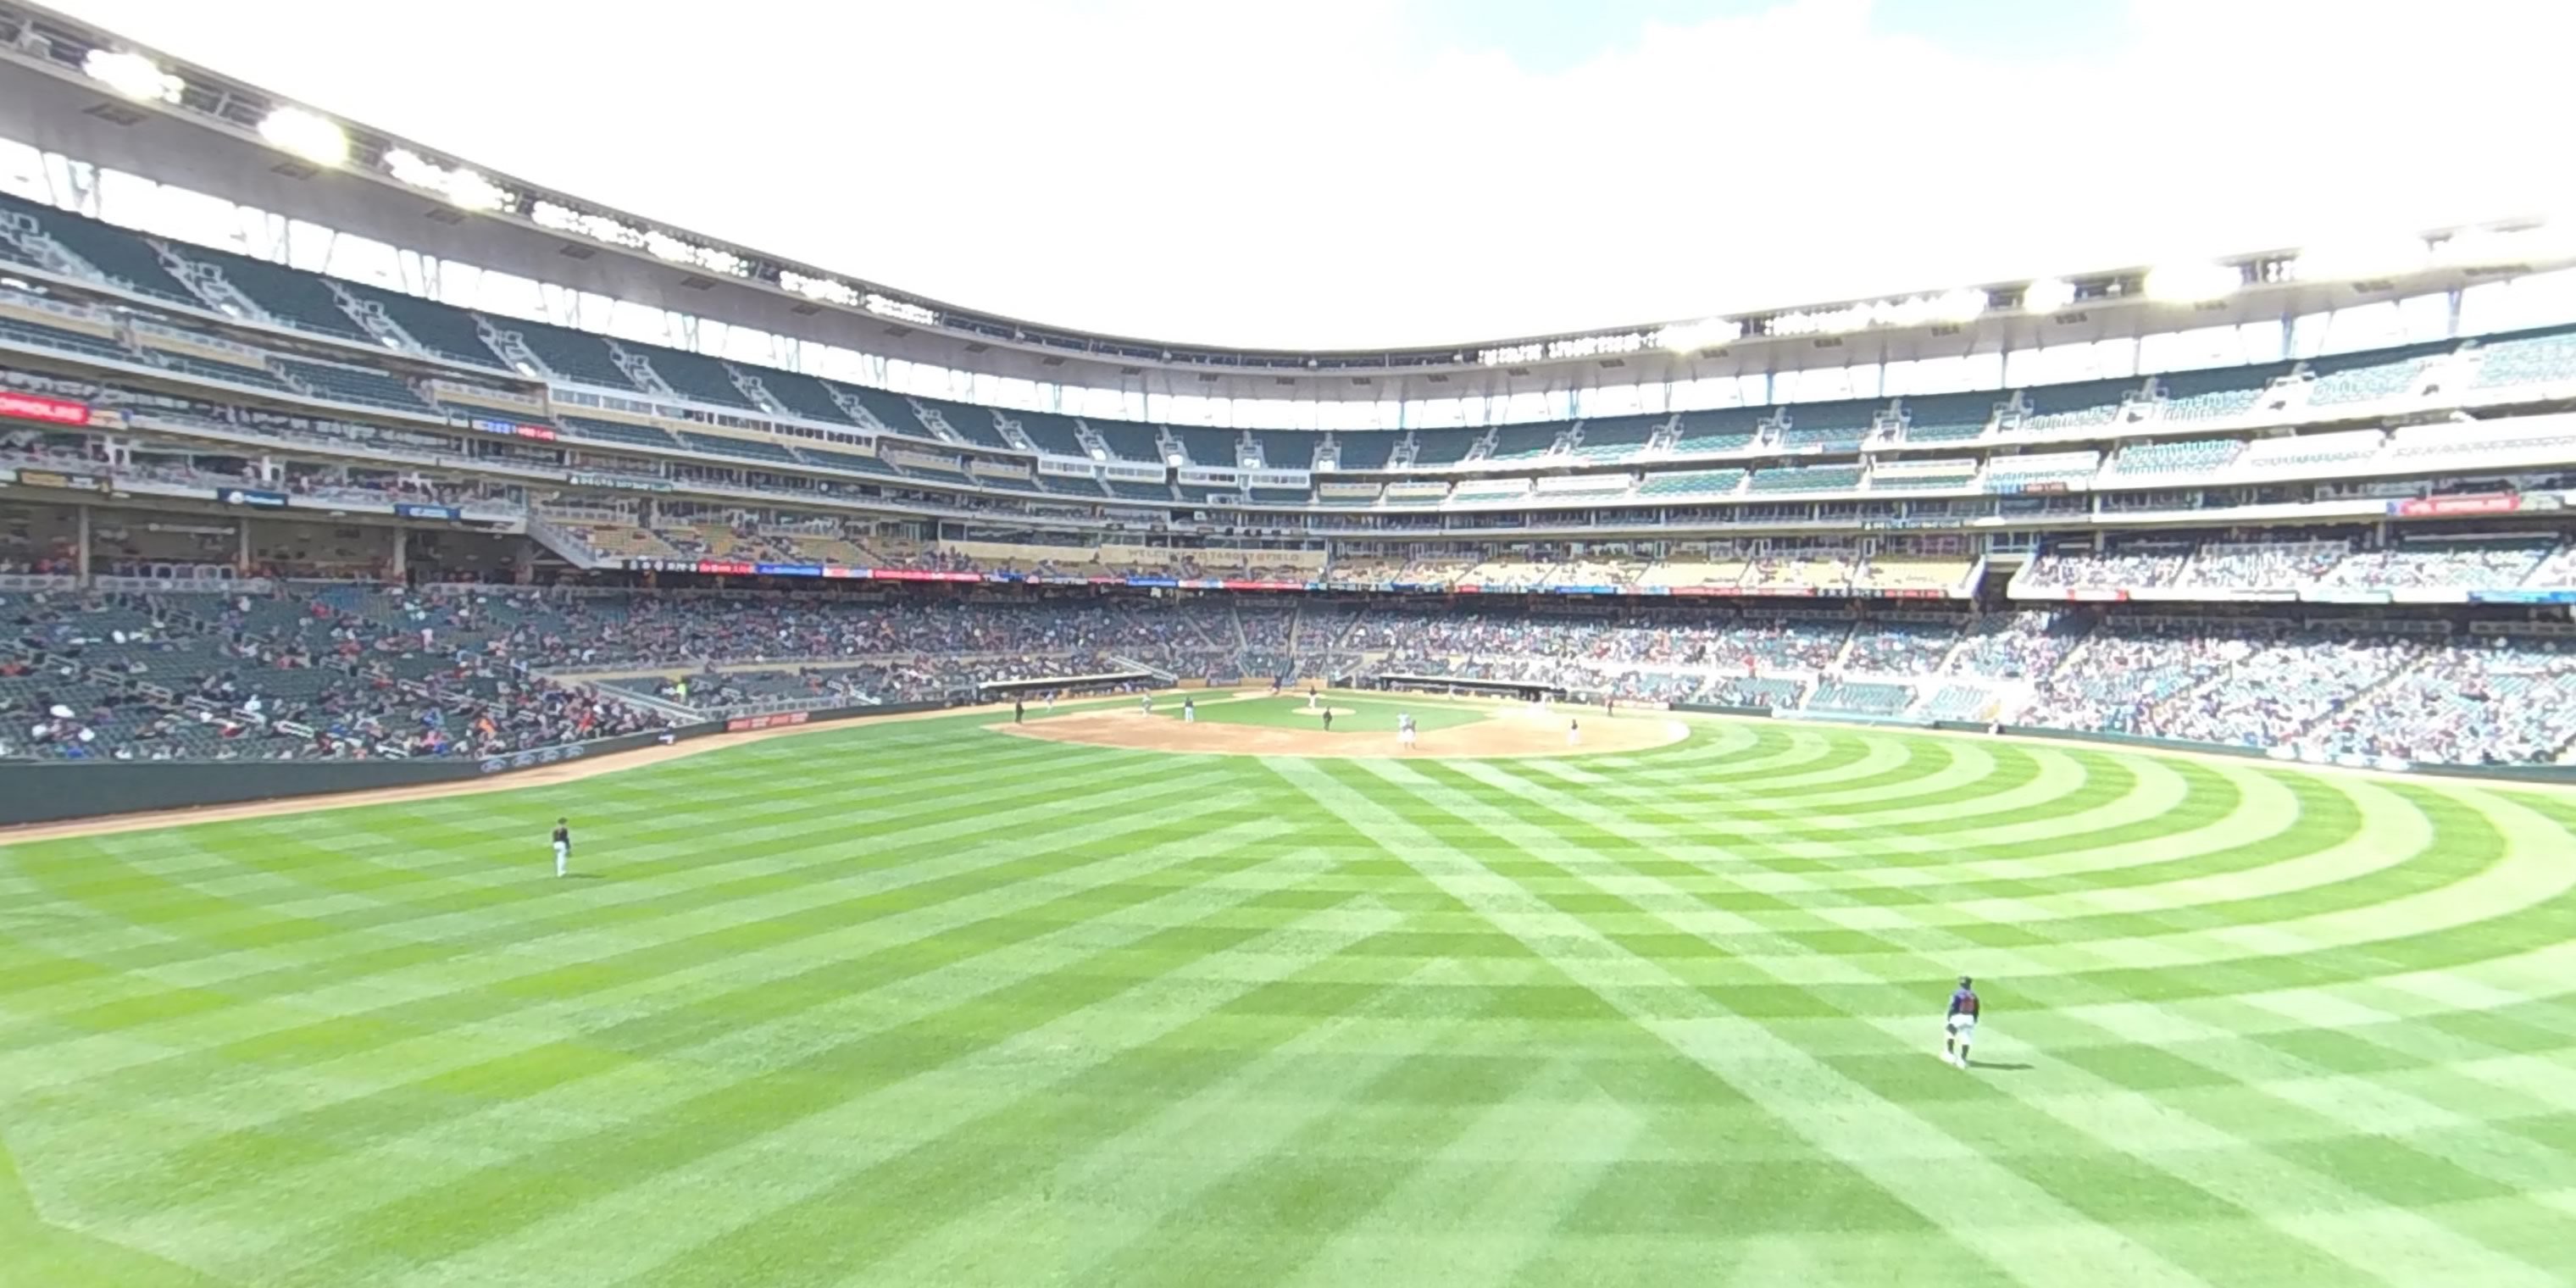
[5,2,2576,805]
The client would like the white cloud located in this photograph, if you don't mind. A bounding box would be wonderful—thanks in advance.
[53,0,2574,348]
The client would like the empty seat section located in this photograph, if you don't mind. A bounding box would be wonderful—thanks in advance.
[1014,410,1087,455]
[1247,487,1305,504]
[1177,426,1241,467]
[1635,469,1746,498]
[558,415,679,449]
[2305,342,2446,406]
[1255,430,1319,469]
[1106,478,1173,502]
[1567,414,1661,461]
[1409,428,1481,464]
[0,314,134,363]
[793,445,900,475]
[757,369,860,425]
[1748,464,1863,492]
[2018,378,2140,430]
[2109,437,2242,475]
[342,284,508,369]
[273,358,432,411]
[147,351,298,392]
[2240,430,2383,470]
[0,193,199,305]
[677,430,796,464]
[1039,474,1108,496]
[1332,431,1397,469]
[1899,393,1997,442]
[501,318,641,390]
[2156,364,2284,421]
[920,397,1012,449]
[1983,450,2101,490]
[1779,399,1879,449]
[1867,461,1977,491]
[1090,419,1163,463]
[186,247,370,341]
[2471,327,2576,389]
[1673,407,1764,454]
[1483,423,1563,462]
[638,345,758,409]
[831,383,934,437]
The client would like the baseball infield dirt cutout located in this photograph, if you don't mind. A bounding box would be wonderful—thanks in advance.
[992,704,1689,759]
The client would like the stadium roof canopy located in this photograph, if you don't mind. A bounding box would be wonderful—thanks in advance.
[2,0,2573,414]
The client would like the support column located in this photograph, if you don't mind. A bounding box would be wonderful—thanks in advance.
[74,502,91,585]
[390,526,408,582]
[237,519,253,577]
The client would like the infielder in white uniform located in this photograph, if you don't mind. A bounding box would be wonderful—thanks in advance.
[1183,697,1196,723]
[1567,717,1580,747]
[1398,712,1416,747]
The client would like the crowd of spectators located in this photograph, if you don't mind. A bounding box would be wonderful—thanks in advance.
[13,580,2576,766]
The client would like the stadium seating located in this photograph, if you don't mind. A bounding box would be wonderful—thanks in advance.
[143,351,301,393]
[2468,326,2576,391]
[2155,364,2288,422]
[2389,419,2576,463]
[1897,393,1997,442]
[2017,379,2140,432]
[1106,478,1174,502]
[183,247,373,342]
[795,445,902,476]
[1254,430,1320,469]
[1777,399,1878,450]
[919,397,1014,450]
[1867,458,1978,491]
[1452,476,1532,502]
[638,346,759,410]
[1013,411,1088,456]
[2239,429,2384,471]
[837,385,934,438]
[273,358,433,413]
[1635,469,1746,499]
[1090,419,1164,463]
[1247,486,1304,505]
[2315,538,2552,591]
[341,284,508,369]
[1483,423,1563,463]
[753,369,860,425]
[676,430,797,464]
[1409,428,1482,465]
[1176,425,1241,468]
[1038,474,1108,497]
[556,415,679,451]
[0,193,202,306]
[1747,464,1863,493]
[0,314,139,364]
[2304,343,2446,407]
[1331,430,1397,470]
[1843,622,1959,674]
[1568,415,1661,461]
[501,319,641,390]
[2107,436,2243,476]
[1672,408,1765,455]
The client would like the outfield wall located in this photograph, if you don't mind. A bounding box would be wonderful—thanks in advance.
[0,701,959,830]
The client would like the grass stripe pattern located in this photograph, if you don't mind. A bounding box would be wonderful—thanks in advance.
[3,704,2573,1287]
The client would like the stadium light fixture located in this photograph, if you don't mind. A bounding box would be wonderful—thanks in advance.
[862,294,939,326]
[2146,262,2240,304]
[83,49,181,104]
[2022,278,2077,314]
[385,148,509,213]
[257,106,347,169]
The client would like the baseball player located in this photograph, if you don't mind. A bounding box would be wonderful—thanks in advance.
[1183,697,1196,724]
[1321,707,1334,732]
[1398,712,1416,748]
[1567,717,1580,747]
[1139,693,1152,715]
[1943,976,1980,1069]
[552,817,571,878]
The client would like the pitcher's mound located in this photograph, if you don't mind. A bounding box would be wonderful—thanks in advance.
[991,711,1687,759]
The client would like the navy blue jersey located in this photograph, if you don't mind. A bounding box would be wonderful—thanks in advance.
[1948,987,1979,1019]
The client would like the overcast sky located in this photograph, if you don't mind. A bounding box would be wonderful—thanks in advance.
[53,0,2574,350]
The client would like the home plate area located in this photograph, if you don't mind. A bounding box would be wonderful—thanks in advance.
[992,691,1686,758]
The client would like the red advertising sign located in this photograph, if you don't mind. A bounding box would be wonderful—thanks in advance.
[724,710,811,732]
[2396,493,2519,517]
[0,391,92,425]
[694,561,757,576]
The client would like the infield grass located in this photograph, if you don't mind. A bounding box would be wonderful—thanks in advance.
[3,705,2573,1287]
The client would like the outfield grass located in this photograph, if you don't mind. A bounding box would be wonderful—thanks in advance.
[3,710,2573,1287]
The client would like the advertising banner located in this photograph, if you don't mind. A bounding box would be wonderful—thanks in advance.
[217,488,289,508]
[395,503,462,520]
[0,391,92,425]
[725,711,810,732]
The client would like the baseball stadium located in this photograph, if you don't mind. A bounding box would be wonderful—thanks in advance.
[2,3,2573,1285]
